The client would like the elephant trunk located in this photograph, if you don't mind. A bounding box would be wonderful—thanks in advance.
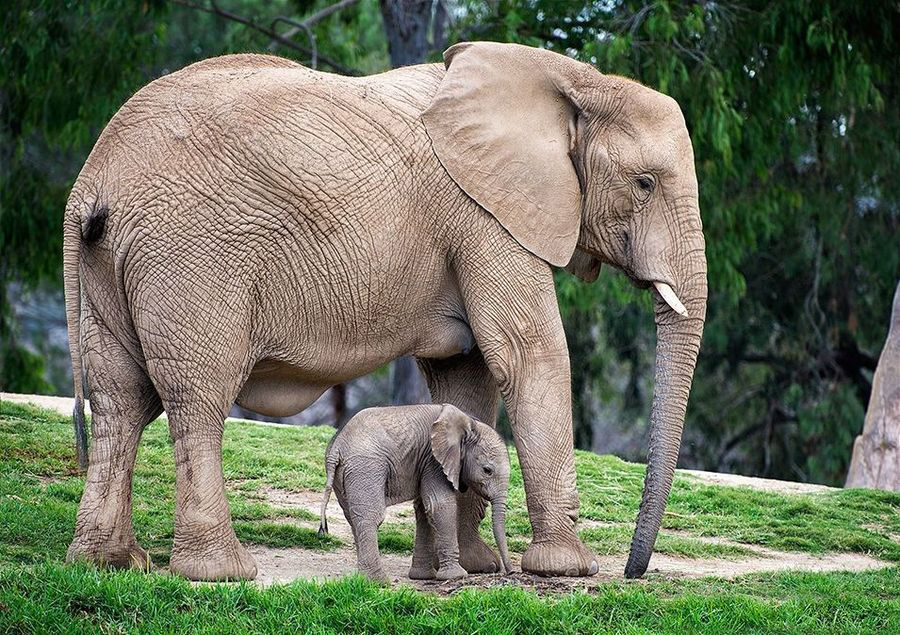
[491,495,512,574]
[625,228,707,579]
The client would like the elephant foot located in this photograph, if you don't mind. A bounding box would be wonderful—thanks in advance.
[359,565,389,584]
[434,563,468,581]
[521,537,598,577]
[169,535,257,581]
[407,564,436,580]
[66,536,151,571]
[458,534,501,573]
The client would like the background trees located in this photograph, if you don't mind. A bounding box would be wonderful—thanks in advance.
[2,0,897,485]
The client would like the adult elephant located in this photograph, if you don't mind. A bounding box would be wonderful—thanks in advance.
[63,42,706,581]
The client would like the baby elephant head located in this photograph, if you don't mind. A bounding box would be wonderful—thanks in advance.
[431,404,513,574]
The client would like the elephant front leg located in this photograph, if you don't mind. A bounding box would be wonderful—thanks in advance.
[418,352,502,573]
[502,349,598,577]
[408,499,436,579]
[420,479,467,581]
[457,257,598,577]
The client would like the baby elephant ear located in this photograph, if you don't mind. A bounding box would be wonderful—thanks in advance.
[431,405,473,490]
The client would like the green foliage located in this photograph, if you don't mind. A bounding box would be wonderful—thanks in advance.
[1,0,167,285]
[456,0,899,484]
[3,1,898,484]
[0,341,51,394]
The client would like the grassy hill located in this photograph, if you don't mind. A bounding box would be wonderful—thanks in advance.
[1,400,899,633]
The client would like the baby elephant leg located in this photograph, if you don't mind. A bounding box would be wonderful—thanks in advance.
[424,495,467,581]
[408,499,436,580]
[342,487,388,583]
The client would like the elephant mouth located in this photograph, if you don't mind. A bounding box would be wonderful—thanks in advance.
[630,276,689,317]
[652,281,688,316]
[576,247,688,316]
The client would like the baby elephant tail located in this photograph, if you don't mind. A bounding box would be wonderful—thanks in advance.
[318,452,338,535]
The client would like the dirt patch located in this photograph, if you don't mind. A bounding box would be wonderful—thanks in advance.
[680,469,836,495]
[257,487,413,537]
[249,545,413,585]
[246,487,890,594]
[248,541,888,594]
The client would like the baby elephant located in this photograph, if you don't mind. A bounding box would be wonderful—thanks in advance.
[319,404,512,582]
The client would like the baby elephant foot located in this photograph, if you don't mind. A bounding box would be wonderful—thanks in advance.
[459,535,501,573]
[407,564,436,580]
[434,563,468,581]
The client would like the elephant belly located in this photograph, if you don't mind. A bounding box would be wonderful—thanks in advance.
[237,312,474,417]
[236,363,331,417]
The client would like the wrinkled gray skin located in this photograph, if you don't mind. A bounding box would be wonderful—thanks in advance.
[64,42,706,581]
[319,404,512,582]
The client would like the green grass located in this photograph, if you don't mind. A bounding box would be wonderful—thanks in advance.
[5,400,899,567]
[2,400,900,632]
[378,523,415,554]
[0,401,338,567]
[578,526,759,560]
[474,439,900,562]
[1,564,898,634]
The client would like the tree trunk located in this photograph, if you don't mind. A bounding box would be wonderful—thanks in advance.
[845,281,900,491]
[391,356,431,406]
[379,0,436,67]
[379,0,439,405]
[331,382,348,427]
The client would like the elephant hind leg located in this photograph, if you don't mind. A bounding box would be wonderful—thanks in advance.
[349,509,388,583]
[67,314,162,571]
[144,337,257,581]
[340,476,388,583]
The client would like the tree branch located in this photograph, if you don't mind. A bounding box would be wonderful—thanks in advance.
[267,0,360,53]
[170,0,360,75]
[271,16,316,68]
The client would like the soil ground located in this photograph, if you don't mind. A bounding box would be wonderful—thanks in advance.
[248,487,887,593]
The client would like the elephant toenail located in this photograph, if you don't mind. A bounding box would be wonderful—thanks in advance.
[588,560,599,576]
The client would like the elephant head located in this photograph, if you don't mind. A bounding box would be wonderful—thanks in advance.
[431,404,513,574]
[423,42,707,578]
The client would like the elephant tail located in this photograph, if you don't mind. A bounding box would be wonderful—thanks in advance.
[64,202,101,474]
[318,449,339,535]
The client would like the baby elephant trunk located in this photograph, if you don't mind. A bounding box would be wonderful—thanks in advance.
[491,495,512,574]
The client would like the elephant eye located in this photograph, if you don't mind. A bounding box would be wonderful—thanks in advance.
[483,465,493,476]
[635,175,655,194]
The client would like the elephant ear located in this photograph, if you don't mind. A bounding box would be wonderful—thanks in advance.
[431,404,473,490]
[422,41,589,268]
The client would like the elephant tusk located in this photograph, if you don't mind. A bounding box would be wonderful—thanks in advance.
[653,281,689,317]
